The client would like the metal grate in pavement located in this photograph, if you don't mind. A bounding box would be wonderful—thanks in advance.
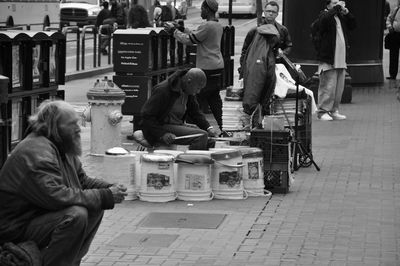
[108,233,179,247]
[139,212,227,229]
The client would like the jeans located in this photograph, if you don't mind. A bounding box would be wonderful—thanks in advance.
[161,124,209,150]
[23,206,104,266]
[318,68,345,115]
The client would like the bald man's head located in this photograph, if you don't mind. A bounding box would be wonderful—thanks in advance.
[182,68,207,95]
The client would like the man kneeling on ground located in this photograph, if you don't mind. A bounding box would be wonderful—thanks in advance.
[0,100,128,266]
[140,68,219,150]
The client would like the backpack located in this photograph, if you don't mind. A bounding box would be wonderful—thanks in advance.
[310,16,322,51]
[160,5,173,22]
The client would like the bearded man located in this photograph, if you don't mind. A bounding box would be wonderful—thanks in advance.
[0,100,127,266]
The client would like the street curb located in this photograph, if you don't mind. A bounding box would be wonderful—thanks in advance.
[65,65,114,82]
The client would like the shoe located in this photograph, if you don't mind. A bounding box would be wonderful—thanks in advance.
[318,113,333,121]
[386,76,396,80]
[330,111,346,120]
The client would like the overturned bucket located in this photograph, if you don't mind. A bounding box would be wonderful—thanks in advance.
[139,153,176,202]
[175,153,214,201]
[103,147,137,200]
[236,147,265,196]
[210,150,246,200]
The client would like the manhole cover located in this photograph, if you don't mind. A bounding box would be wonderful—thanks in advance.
[108,233,179,247]
[139,212,226,229]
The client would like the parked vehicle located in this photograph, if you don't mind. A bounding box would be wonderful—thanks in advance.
[0,0,60,30]
[218,0,258,17]
[60,0,102,27]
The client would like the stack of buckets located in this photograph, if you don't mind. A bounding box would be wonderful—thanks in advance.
[103,146,270,203]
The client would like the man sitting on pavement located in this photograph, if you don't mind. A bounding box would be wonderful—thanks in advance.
[140,68,218,150]
[0,100,128,266]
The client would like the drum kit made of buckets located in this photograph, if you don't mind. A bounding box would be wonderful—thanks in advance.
[103,144,271,202]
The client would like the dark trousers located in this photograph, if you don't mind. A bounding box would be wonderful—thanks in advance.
[23,206,104,266]
[389,46,400,78]
[197,69,223,130]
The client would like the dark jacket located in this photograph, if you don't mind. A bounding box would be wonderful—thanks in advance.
[317,7,356,65]
[140,70,211,145]
[240,21,292,69]
[95,8,111,28]
[111,2,126,27]
[0,133,114,243]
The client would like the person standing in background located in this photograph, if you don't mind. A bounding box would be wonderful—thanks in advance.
[384,0,391,28]
[127,3,151,28]
[239,1,292,78]
[179,0,189,20]
[170,0,225,135]
[386,0,400,80]
[110,0,127,28]
[316,0,356,121]
[96,1,112,55]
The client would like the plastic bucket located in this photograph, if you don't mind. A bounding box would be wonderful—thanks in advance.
[139,153,176,202]
[175,153,214,201]
[154,149,184,185]
[103,148,137,200]
[210,150,246,200]
[129,150,148,193]
[236,147,265,196]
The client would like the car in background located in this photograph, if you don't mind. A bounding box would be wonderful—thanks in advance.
[160,0,183,8]
[60,0,102,27]
[218,0,257,17]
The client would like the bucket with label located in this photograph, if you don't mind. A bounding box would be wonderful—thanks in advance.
[103,147,137,200]
[236,147,266,196]
[175,153,215,201]
[210,150,246,200]
[154,149,184,185]
[139,153,176,202]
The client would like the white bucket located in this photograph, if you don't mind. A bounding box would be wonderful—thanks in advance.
[154,149,184,187]
[175,153,214,201]
[139,153,176,202]
[129,150,148,193]
[210,150,246,200]
[103,148,137,200]
[236,147,265,196]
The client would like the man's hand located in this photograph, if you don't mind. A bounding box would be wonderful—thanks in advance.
[109,184,128,203]
[207,127,219,137]
[161,133,176,144]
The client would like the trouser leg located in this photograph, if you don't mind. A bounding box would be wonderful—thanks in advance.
[389,47,399,78]
[199,69,223,130]
[161,124,209,150]
[332,68,345,112]
[318,69,337,114]
[23,206,104,266]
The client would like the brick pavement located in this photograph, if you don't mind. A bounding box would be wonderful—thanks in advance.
[73,80,400,266]
[62,45,400,265]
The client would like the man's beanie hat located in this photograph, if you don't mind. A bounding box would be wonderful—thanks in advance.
[205,0,218,12]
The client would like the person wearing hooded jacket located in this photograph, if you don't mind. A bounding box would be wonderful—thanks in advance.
[140,68,218,150]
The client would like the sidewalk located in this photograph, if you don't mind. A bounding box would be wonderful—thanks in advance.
[65,55,400,265]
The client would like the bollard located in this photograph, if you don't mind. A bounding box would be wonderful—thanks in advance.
[84,76,126,155]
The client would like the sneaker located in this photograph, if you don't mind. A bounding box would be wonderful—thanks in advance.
[318,113,333,121]
[330,111,346,120]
